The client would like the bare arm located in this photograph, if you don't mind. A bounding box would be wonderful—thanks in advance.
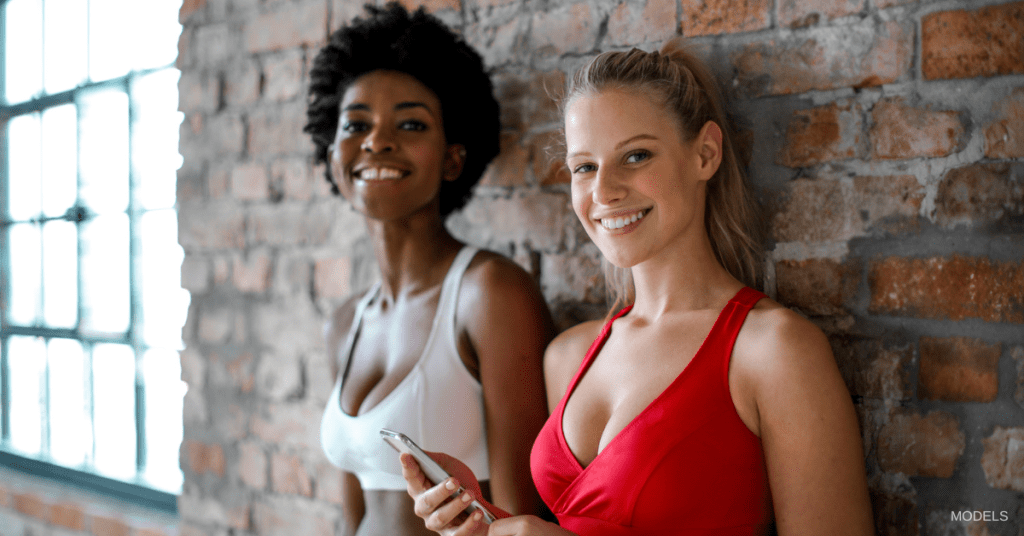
[542,320,604,413]
[734,306,873,535]
[460,254,555,516]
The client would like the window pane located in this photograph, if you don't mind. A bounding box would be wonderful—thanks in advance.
[7,113,42,221]
[92,343,136,479]
[80,214,129,333]
[3,0,42,104]
[132,69,184,210]
[79,87,129,214]
[42,220,78,328]
[130,0,183,71]
[8,223,41,326]
[140,210,187,347]
[43,0,88,94]
[41,104,78,218]
[141,348,185,493]
[8,336,45,456]
[88,0,131,82]
[47,338,89,467]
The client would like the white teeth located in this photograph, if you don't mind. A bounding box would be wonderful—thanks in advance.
[600,210,646,230]
[358,167,404,180]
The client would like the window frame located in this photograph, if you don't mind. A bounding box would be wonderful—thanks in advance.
[0,0,181,512]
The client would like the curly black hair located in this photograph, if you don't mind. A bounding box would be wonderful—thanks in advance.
[304,2,500,218]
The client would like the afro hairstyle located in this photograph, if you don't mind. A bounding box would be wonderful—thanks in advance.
[304,2,500,218]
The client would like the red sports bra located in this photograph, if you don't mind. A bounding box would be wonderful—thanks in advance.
[530,287,772,535]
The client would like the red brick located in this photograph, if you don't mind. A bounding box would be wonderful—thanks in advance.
[935,163,1024,228]
[180,0,206,22]
[606,0,676,46]
[271,452,313,497]
[180,112,245,161]
[834,340,913,400]
[251,403,323,450]
[776,258,860,316]
[239,441,268,490]
[198,307,237,343]
[493,70,565,130]
[453,192,572,252]
[185,440,226,476]
[922,2,1024,80]
[530,3,600,55]
[397,0,461,12]
[868,473,919,536]
[13,492,48,520]
[877,409,964,478]
[135,528,171,536]
[0,484,9,507]
[331,0,367,27]
[869,255,1024,323]
[465,17,521,67]
[272,158,315,201]
[870,97,964,160]
[244,3,327,53]
[91,515,131,536]
[50,502,86,530]
[248,204,333,247]
[683,0,770,36]
[233,250,273,293]
[479,132,529,188]
[223,59,261,108]
[732,20,913,97]
[225,351,256,393]
[919,336,1001,402]
[189,23,234,68]
[778,0,864,29]
[771,175,923,242]
[985,87,1024,159]
[777,102,864,167]
[262,50,304,103]
[539,245,606,305]
[529,130,570,186]
[314,257,352,299]
[231,163,269,201]
[980,427,1024,492]
[178,70,218,113]
[314,462,345,506]
[248,102,310,156]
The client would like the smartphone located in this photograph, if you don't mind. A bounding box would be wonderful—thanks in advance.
[380,428,497,524]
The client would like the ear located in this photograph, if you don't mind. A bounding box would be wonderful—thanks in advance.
[695,121,723,181]
[443,144,467,182]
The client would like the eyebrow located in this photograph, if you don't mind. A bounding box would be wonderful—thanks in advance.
[566,133,660,160]
[341,101,433,112]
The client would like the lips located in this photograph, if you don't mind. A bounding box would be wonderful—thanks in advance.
[599,208,650,230]
[354,166,408,181]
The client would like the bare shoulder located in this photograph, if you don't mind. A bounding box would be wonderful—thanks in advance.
[542,319,605,409]
[460,249,542,302]
[733,296,835,376]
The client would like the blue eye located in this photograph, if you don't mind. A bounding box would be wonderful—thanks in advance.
[625,150,650,164]
[572,163,596,174]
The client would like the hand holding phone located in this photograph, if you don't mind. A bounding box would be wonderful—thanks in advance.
[380,428,497,524]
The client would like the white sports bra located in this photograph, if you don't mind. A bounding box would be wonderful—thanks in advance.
[320,246,490,489]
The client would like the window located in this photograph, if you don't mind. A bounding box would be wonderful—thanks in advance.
[0,0,187,502]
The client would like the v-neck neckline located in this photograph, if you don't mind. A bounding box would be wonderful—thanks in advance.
[557,288,745,472]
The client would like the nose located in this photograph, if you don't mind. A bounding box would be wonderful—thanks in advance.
[361,124,396,154]
[592,167,627,206]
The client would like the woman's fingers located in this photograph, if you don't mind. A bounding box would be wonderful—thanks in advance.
[400,453,431,495]
[425,489,477,531]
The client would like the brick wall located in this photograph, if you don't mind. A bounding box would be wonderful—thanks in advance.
[170,0,1024,535]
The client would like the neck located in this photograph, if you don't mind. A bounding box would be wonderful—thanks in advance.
[628,231,742,319]
[365,213,462,302]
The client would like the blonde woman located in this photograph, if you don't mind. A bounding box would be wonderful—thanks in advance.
[401,40,873,536]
